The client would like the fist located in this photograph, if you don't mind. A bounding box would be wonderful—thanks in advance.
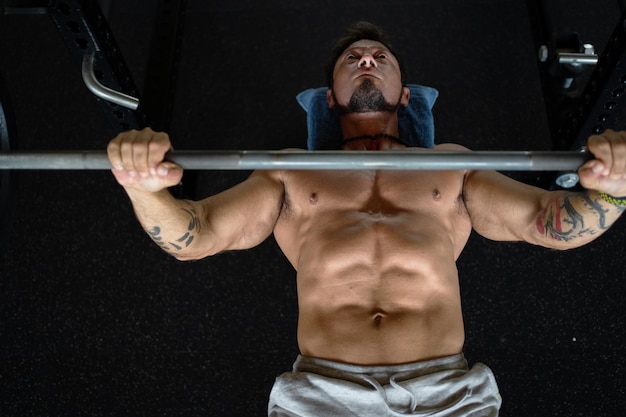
[578,129,626,197]
[107,127,183,192]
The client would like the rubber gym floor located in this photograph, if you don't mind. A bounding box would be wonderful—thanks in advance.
[1,1,625,416]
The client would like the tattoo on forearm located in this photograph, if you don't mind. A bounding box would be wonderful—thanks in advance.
[536,194,588,241]
[146,207,201,253]
[582,193,612,229]
[536,192,621,241]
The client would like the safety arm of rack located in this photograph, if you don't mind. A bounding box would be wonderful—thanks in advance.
[81,53,140,110]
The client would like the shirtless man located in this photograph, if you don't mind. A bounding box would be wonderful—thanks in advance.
[107,22,626,416]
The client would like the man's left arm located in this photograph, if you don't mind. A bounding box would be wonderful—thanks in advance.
[464,129,626,250]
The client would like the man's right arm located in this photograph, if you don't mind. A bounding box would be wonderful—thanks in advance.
[107,128,285,261]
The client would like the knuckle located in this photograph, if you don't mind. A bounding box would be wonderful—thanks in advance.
[132,140,147,152]
[153,132,171,145]
[119,140,133,152]
[106,141,118,153]
[591,138,611,153]
[148,140,165,152]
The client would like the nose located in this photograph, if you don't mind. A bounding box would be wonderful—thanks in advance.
[358,53,377,68]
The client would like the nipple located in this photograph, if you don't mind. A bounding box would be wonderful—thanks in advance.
[432,189,442,201]
[309,193,318,205]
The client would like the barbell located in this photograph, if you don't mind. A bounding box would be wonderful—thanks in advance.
[0,150,590,171]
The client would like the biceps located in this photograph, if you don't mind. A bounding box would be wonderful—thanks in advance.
[464,171,545,242]
[201,172,284,253]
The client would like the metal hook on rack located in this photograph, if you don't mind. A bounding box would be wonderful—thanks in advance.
[81,53,139,110]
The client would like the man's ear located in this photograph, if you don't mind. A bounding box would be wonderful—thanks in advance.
[326,89,336,108]
[400,86,410,107]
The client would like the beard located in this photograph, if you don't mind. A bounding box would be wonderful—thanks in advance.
[334,78,401,115]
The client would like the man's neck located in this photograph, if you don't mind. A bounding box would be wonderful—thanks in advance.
[339,112,405,150]
[342,133,407,150]
[339,111,400,138]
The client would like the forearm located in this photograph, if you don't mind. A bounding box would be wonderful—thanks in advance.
[125,188,207,260]
[535,189,625,249]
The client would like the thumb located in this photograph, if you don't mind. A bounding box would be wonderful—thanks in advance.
[156,161,184,187]
[578,160,603,189]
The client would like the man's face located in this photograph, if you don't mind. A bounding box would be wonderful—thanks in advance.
[328,39,408,114]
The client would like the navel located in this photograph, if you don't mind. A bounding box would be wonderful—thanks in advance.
[372,309,387,327]
[432,188,442,201]
[309,192,318,205]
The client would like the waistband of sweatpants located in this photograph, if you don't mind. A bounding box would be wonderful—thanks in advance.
[293,353,468,384]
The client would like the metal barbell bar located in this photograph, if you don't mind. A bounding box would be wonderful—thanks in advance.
[0,150,591,171]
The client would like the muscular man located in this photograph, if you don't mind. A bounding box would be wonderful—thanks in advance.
[107,22,626,416]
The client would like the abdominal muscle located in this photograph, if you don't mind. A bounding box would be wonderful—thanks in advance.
[289,209,466,365]
[273,167,470,365]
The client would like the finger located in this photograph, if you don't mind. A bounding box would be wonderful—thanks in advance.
[106,134,124,171]
[132,130,152,178]
[609,130,626,179]
[156,161,175,176]
[587,133,613,175]
[156,161,184,187]
[147,131,172,175]
[578,161,603,190]
[119,132,137,176]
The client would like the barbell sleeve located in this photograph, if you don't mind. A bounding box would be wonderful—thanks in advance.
[0,150,591,171]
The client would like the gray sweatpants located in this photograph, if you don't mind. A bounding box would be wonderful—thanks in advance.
[268,353,501,416]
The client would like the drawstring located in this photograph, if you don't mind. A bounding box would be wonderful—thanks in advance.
[390,375,418,411]
[361,375,392,408]
[361,374,418,415]
[361,374,472,416]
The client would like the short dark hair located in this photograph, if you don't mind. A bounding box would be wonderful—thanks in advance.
[325,21,406,88]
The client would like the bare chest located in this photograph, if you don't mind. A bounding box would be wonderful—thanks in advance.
[273,169,471,265]
[282,169,466,215]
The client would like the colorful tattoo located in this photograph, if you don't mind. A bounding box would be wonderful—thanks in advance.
[536,192,619,241]
[146,206,201,253]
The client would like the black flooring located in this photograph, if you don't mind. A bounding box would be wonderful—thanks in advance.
[1,1,626,415]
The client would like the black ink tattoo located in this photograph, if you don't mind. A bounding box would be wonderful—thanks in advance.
[146,206,201,253]
[147,226,168,248]
[582,193,611,230]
